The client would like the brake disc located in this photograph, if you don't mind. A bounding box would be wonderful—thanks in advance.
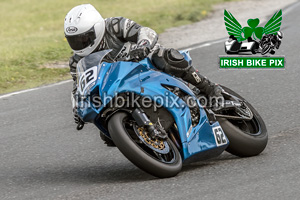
[133,126,170,154]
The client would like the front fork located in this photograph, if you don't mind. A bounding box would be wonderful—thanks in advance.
[131,108,167,140]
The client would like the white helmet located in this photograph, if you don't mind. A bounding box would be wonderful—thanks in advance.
[276,31,283,40]
[64,4,105,57]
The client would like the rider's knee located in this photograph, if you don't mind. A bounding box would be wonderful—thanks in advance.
[151,48,189,77]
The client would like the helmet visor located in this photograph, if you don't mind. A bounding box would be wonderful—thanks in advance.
[65,27,96,51]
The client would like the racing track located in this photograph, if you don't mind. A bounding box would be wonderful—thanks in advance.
[1,3,300,200]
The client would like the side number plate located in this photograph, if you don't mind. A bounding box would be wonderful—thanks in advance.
[212,126,227,146]
[78,66,97,94]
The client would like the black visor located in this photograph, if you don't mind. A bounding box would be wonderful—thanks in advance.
[66,27,96,51]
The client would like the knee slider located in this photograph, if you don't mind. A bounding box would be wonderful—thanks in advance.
[164,48,189,77]
[166,48,188,68]
[152,48,190,77]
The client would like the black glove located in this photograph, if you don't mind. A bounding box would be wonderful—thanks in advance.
[71,92,84,130]
[130,39,151,60]
[73,108,84,130]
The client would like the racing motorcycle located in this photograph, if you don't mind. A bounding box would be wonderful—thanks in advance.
[260,32,283,55]
[75,49,268,178]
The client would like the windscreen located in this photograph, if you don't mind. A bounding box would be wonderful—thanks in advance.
[76,49,112,94]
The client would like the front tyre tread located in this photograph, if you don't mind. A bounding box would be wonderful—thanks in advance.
[108,112,182,178]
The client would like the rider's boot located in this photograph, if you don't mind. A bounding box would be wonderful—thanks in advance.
[152,48,223,101]
[181,66,223,98]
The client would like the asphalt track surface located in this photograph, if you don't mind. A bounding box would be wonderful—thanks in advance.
[1,3,300,200]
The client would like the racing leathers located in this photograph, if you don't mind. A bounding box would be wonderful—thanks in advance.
[70,17,223,123]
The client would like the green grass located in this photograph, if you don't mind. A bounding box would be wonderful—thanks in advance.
[0,0,232,94]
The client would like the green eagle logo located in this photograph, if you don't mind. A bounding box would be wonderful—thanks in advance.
[224,9,282,42]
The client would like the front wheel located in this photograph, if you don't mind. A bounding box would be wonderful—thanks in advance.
[218,86,268,157]
[108,112,182,178]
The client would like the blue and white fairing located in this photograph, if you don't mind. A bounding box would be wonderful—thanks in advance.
[76,50,229,162]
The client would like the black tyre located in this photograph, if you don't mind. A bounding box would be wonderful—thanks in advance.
[218,86,268,157]
[108,112,182,178]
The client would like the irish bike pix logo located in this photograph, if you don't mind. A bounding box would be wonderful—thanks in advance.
[220,9,285,69]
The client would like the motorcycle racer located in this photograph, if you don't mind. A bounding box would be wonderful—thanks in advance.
[64,4,223,131]
[260,31,283,54]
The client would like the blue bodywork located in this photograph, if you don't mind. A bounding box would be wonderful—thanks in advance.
[77,50,229,162]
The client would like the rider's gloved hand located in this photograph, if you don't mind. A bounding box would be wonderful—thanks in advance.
[73,108,85,130]
[130,39,151,60]
[71,92,84,130]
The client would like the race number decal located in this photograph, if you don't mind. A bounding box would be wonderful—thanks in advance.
[212,126,227,146]
[78,66,97,94]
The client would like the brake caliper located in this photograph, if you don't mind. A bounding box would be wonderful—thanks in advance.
[132,108,167,140]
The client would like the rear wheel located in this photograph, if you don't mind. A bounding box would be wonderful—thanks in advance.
[108,112,182,178]
[218,86,268,157]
